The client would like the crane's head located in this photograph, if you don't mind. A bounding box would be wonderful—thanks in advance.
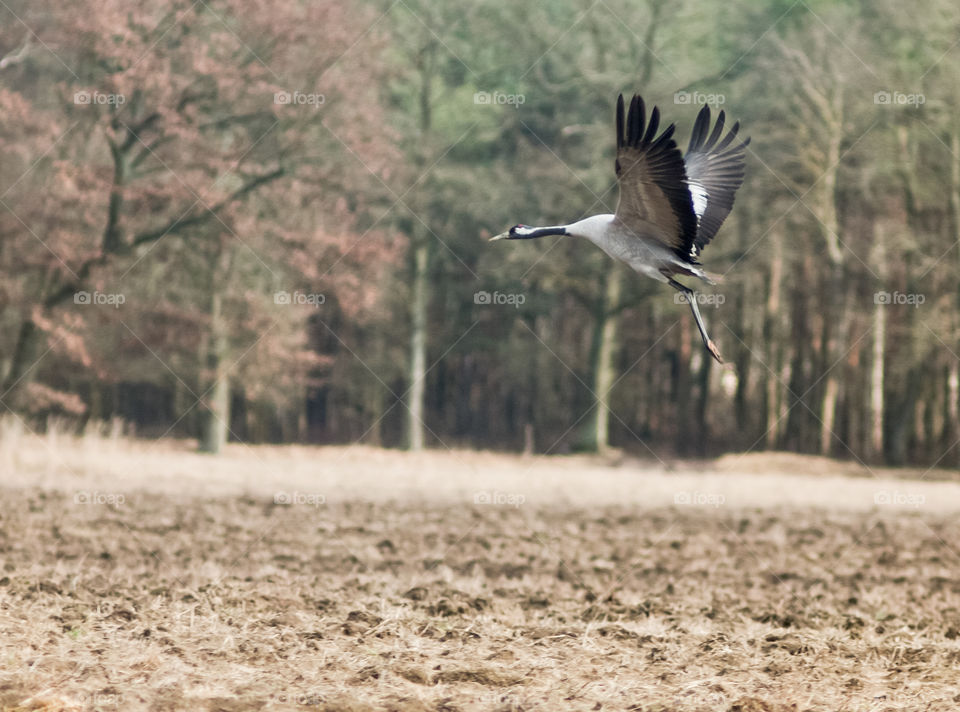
[489,224,567,241]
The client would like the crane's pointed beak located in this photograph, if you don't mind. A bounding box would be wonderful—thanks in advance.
[489,231,510,242]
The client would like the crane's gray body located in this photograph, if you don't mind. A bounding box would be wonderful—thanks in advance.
[564,214,709,284]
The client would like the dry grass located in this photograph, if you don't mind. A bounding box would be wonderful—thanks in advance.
[2,426,960,711]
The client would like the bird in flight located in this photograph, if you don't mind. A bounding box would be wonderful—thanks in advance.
[490,94,750,363]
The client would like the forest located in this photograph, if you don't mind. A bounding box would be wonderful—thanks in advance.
[0,0,957,466]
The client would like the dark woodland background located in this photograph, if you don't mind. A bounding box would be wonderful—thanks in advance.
[0,0,958,466]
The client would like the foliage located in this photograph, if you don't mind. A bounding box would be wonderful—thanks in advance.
[1,0,958,465]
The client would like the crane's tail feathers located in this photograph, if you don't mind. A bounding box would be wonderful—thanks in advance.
[702,270,723,286]
[688,266,722,286]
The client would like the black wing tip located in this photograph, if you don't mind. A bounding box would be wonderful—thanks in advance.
[689,105,710,151]
[626,94,643,148]
[619,92,683,149]
[644,105,660,144]
[648,122,676,153]
[687,104,751,157]
[616,94,625,149]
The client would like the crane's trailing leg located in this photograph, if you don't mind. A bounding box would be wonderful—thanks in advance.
[667,278,723,364]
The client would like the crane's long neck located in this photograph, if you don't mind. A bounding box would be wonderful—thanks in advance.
[512,224,569,239]
[516,214,615,241]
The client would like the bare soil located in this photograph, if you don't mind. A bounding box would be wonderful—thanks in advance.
[1,438,959,711]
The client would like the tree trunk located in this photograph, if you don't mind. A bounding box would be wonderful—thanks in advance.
[200,287,230,454]
[401,35,440,453]
[947,361,959,466]
[589,264,623,452]
[817,126,844,455]
[764,230,784,449]
[365,379,385,447]
[819,272,853,456]
[948,130,960,465]
[786,253,813,451]
[200,369,229,452]
[869,222,887,460]
[820,132,844,264]
[870,287,886,459]
[819,375,840,455]
[406,241,429,451]
[2,319,44,410]
[693,343,711,456]
[674,312,693,454]
[786,74,845,455]
[198,242,235,454]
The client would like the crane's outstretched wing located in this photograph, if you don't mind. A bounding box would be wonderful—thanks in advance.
[683,105,750,261]
[614,94,697,259]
